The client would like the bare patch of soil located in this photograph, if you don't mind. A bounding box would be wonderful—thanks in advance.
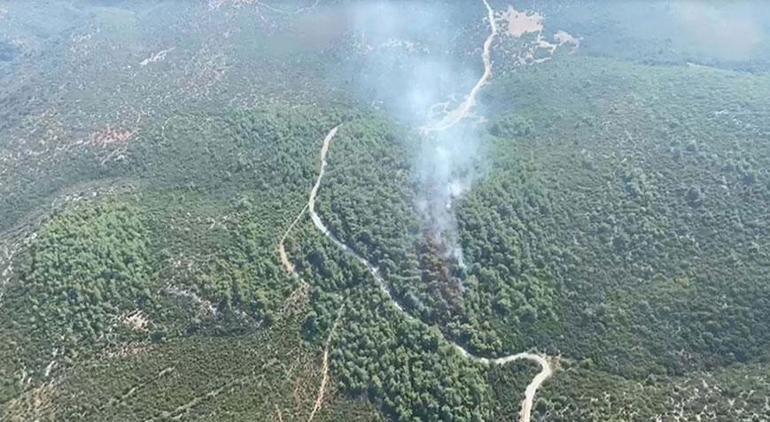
[501,6,544,38]
[90,126,135,147]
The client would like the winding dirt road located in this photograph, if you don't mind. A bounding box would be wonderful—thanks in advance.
[302,126,553,422]
[420,0,498,134]
[277,2,555,420]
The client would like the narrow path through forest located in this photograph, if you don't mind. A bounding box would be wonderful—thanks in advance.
[307,304,344,422]
[278,203,308,275]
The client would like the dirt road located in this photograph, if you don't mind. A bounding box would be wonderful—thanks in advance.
[305,126,553,422]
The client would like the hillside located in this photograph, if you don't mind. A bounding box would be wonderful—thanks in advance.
[1,1,769,421]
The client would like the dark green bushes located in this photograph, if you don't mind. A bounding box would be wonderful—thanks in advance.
[19,201,151,344]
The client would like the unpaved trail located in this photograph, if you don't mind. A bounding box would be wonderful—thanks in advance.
[472,352,554,422]
[307,304,344,422]
[306,127,406,315]
[306,126,553,422]
[277,127,344,422]
[278,1,556,419]
[420,0,498,134]
[277,203,309,274]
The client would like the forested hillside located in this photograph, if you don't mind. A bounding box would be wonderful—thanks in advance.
[1,1,769,421]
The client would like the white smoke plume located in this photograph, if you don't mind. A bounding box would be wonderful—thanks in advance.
[338,1,498,267]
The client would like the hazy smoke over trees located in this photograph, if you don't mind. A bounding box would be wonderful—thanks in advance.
[340,1,491,266]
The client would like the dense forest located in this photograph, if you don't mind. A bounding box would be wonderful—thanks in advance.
[2,1,770,421]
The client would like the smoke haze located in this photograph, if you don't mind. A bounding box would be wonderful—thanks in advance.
[338,1,492,266]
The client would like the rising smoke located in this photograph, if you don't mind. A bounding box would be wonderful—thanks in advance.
[339,1,494,267]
